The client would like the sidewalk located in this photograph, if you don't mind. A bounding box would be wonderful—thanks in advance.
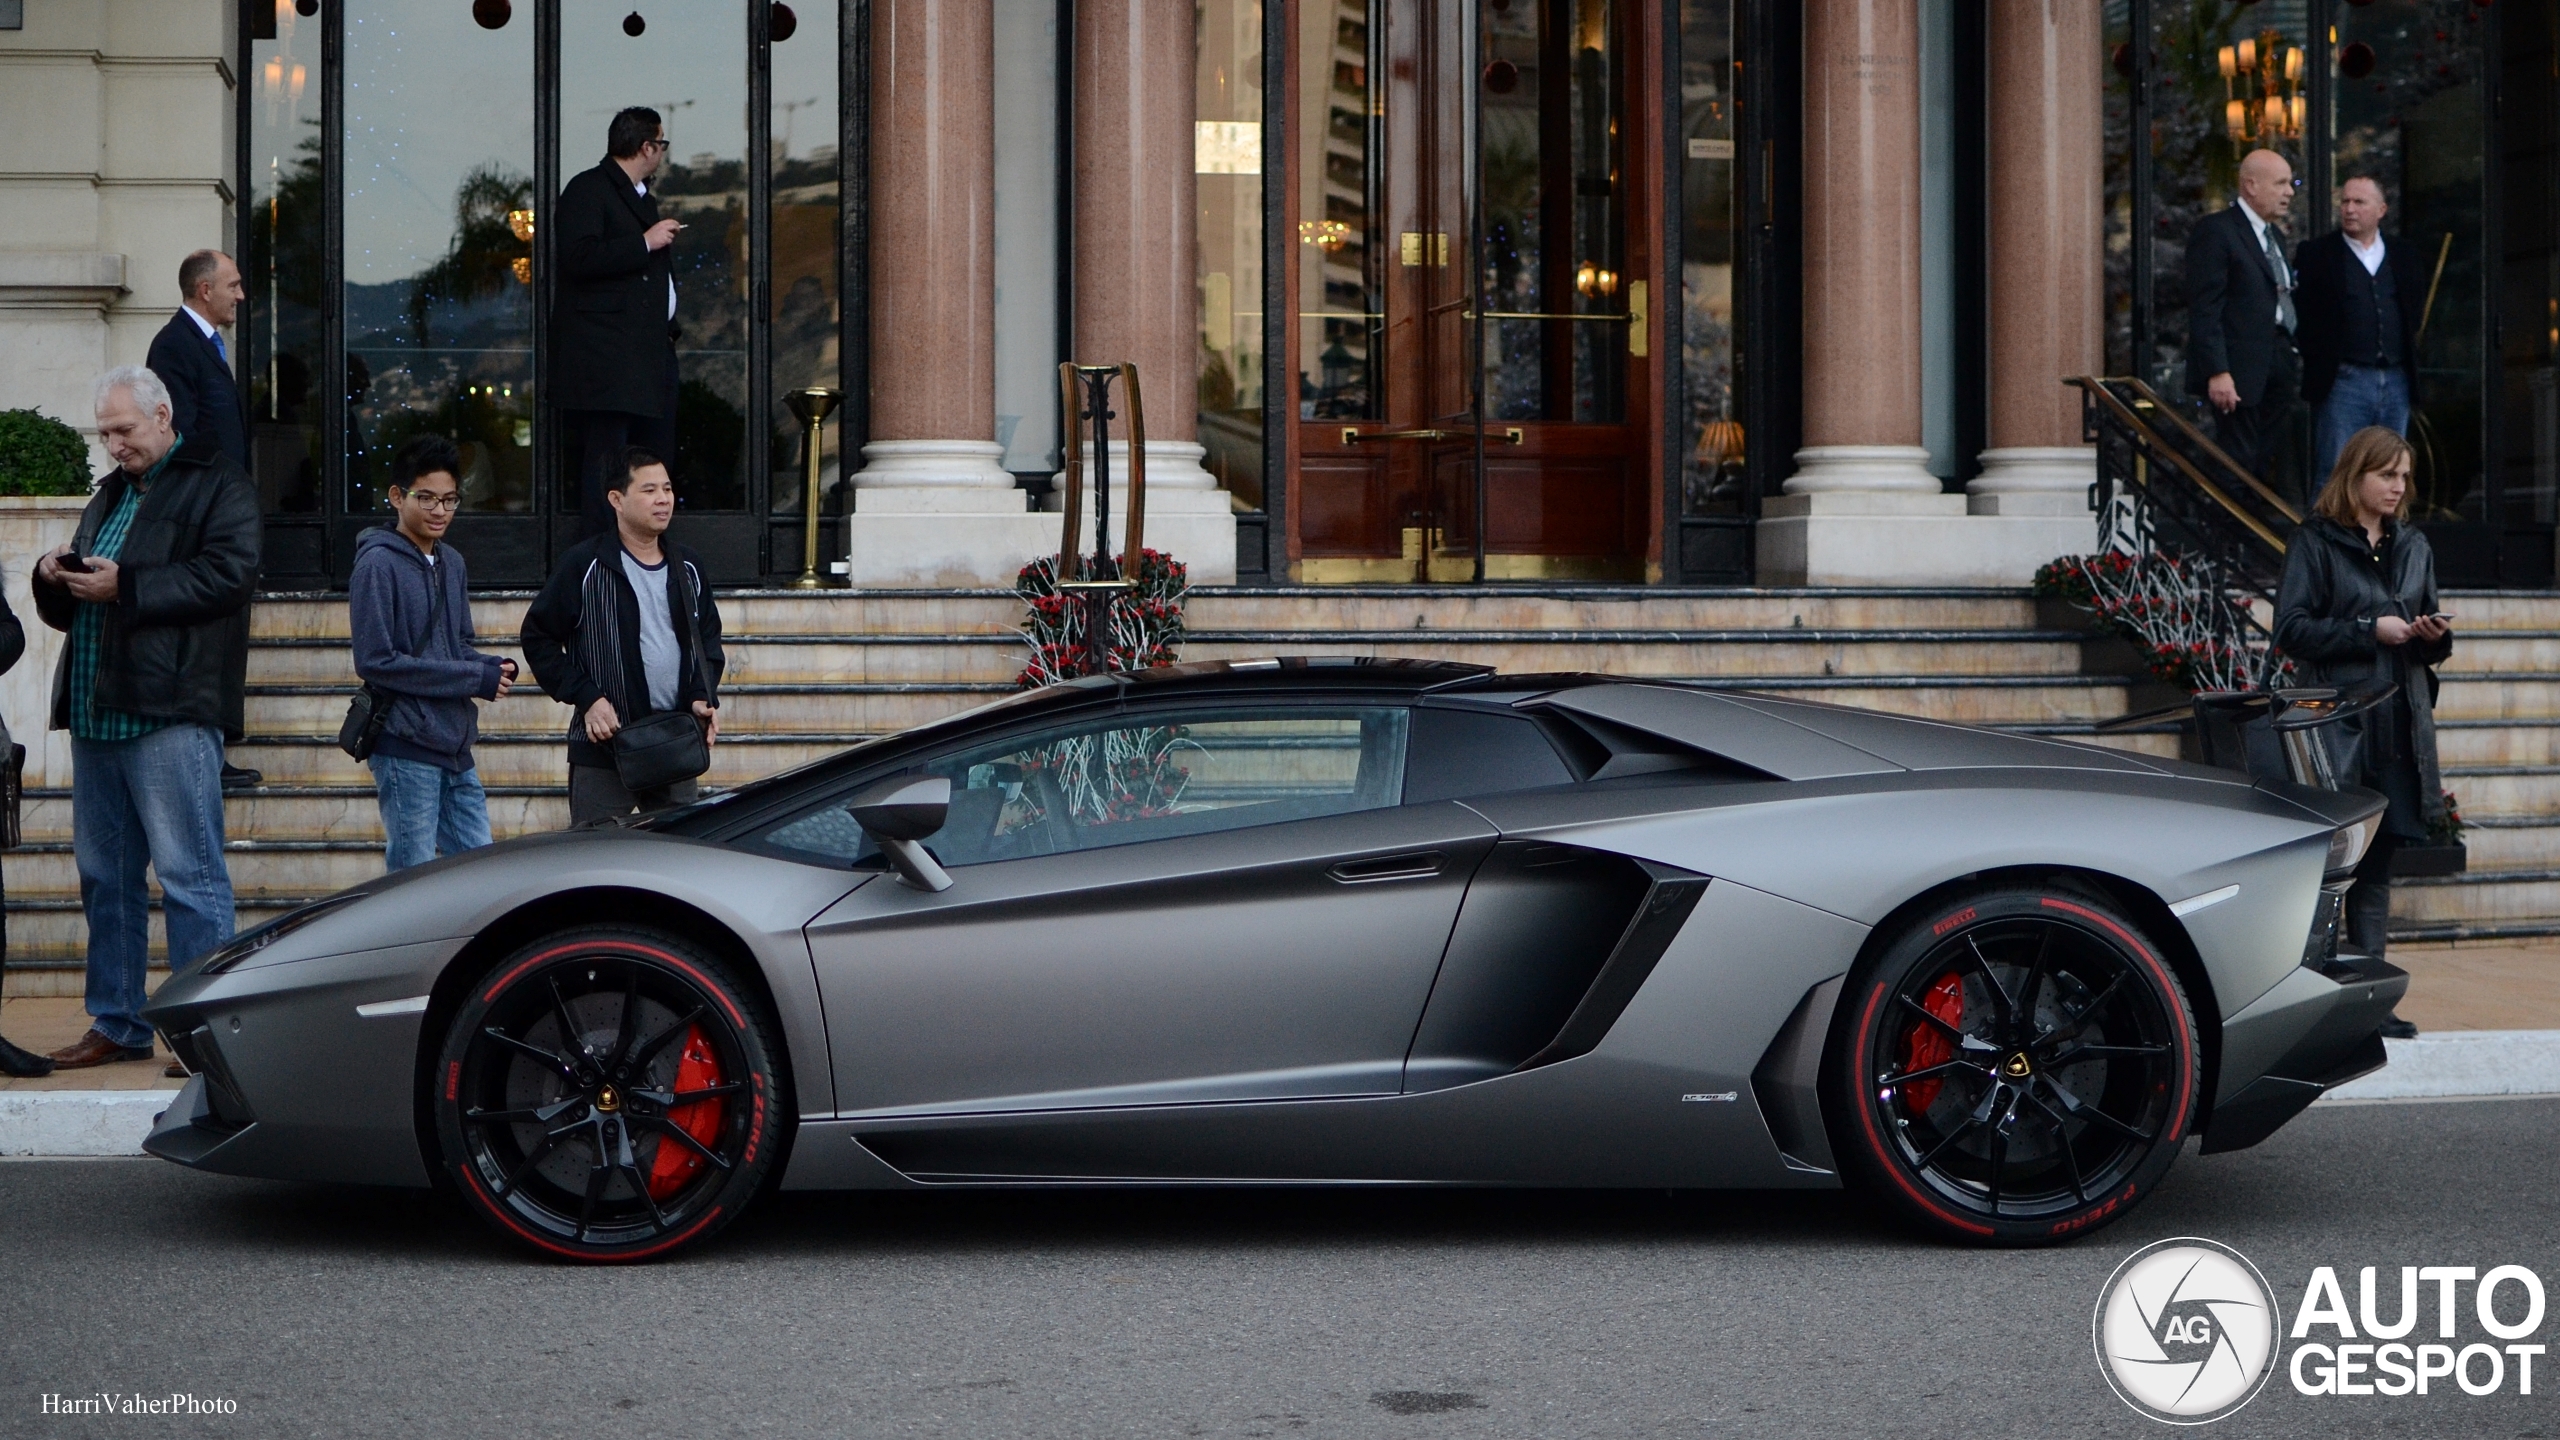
[4,943,2557,1154]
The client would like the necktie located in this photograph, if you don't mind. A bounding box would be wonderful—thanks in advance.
[211,330,227,363]
[2263,227,2296,334]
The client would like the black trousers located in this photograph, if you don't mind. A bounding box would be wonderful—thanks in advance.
[569,351,679,538]
[2343,830,2400,961]
[2213,342,2303,502]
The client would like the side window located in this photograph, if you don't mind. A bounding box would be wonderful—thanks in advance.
[1402,706,1577,804]
[756,706,1412,866]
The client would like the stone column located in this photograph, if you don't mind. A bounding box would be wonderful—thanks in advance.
[847,0,1054,584]
[1759,0,1953,584]
[1971,0,2103,513]
[1057,0,1238,582]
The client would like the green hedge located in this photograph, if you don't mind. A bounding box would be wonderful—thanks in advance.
[0,409,93,497]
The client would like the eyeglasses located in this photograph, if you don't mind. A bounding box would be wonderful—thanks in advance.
[643,138,671,153]
[399,492,463,512]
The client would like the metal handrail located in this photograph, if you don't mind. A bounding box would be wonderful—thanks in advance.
[2072,379,2289,555]
[2110,376,2304,526]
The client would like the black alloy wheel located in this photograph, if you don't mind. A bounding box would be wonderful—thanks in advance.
[434,927,786,1262]
[1828,888,2197,1245]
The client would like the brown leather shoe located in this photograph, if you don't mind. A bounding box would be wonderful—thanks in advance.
[164,1059,189,1079]
[48,1029,156,1069]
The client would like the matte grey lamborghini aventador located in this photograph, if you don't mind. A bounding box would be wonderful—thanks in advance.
[143,658,2403,1260]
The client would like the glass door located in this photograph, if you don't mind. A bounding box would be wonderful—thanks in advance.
[1290,0,1650,582]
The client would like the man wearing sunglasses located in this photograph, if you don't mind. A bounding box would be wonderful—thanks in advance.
[348,435,515,872]
[552,106,685,537]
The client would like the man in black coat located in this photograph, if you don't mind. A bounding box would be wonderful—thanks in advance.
[2294,175,2428,488]
[144,249,262,790]
[552,106,684,538]
[32,366,258,1071]
[143,249,247,471]
[2185,148,2304,500]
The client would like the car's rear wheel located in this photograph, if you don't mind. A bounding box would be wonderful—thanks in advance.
[434,926,785,1262]
[1827,887,2197,1245]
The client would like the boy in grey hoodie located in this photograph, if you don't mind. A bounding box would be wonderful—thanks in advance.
[348,435,515,869]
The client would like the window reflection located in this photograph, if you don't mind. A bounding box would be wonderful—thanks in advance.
[1198,0,1267,511]
[768,1,842,517]
[561,4,749,512]
[2334,0,2484,524]
[1297,0,1380,421]
[1482,0,1628,426]
[247,0,322,515]
[344,3,535,514]
[1679,0,1741,515]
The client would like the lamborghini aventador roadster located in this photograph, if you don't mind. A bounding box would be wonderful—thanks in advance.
[142,658,2404,1260]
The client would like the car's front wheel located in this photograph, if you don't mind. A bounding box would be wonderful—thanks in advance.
[434,926,786,1262]
[1827,887,2198,1245]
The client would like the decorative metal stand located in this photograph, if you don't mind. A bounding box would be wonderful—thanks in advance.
[782,386,844,590]
[1055,363,1148,677]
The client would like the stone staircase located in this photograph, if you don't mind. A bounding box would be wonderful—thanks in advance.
[5,582,2551,992]
[2386,589,2560,943]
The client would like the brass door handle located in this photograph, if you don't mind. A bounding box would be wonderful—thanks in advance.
[1341,428,1467,444]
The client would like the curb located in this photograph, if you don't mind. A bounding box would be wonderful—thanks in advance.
[3,1033,2557,1157]
[2318,1029,2560,1102]
[0,1093,172,1156]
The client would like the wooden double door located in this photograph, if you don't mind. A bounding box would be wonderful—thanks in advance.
[1289,0,1656,582]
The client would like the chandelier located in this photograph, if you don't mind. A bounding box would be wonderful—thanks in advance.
[2218,30,2304,147]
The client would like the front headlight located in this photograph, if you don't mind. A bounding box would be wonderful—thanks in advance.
[195,893,368,975]
[2325,813,2383,878]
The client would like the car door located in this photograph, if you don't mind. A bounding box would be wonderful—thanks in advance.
[774,700,1499,1117]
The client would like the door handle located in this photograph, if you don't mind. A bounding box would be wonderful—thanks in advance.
[1341,428,1467,445]
[1327,851,1447,884]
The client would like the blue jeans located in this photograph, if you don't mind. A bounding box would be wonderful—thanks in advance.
[72,725,235,1049]
[369,754,493,871]
[2314,364,2413,493]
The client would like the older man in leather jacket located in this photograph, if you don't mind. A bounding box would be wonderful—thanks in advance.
[31,365,259,1070]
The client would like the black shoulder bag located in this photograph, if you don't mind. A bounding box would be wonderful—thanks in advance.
[339,562,445,761]
[609,564,714,794]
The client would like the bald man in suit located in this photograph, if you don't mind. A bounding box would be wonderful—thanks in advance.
[2186,148,2304,500]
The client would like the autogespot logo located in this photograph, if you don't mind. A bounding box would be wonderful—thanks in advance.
[2093,1238,2283,1424]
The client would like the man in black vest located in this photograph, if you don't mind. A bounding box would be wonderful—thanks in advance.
[2185,148,2303,499]
[552,106,683,538]
[143,250,261,791]
[2294,175,2427,489]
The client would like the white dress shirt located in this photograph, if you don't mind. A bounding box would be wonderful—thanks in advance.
[181,303,220,341]
[637,179,677,320]
[2346,231,2386,276]
[2236,200,2291,326]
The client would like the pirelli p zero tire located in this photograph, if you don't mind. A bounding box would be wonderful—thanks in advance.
[1827,888,2199,1246]
[434,927,788,1263]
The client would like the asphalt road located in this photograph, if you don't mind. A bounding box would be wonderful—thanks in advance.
[3,1098,2556,1440]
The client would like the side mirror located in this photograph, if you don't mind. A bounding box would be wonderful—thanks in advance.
[848,773,952,892]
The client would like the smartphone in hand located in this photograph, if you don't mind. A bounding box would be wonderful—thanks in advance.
[56,551,93,573]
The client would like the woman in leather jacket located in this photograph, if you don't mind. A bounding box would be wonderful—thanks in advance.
[2274,425,2450,1039]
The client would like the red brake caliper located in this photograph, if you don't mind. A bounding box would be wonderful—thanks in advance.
[1901,973,1966,1112]
[646,1026,725,1200]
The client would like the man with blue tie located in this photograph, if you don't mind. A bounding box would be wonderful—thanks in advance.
[144,249,261,791]
[145,250,247,471]
[2185,148,2304,501]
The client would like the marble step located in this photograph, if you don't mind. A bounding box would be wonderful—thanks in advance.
[248,586,2049,640]
[2433,721,2560,767]
[225,733,839,788]
[239,683,1011,738]
[17,787,569,846]
[2456,818,2560,870]
[2433,677,2560,722]
[2390,867,2560,925]
[2428,634,2560,672]
[2441,766,2560,818]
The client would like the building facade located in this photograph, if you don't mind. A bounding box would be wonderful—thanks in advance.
[2,0,2552,589]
